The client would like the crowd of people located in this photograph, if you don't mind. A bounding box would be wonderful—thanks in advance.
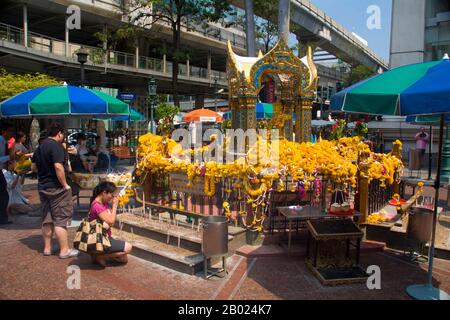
[70,133,110,173]
[0,121,132,267]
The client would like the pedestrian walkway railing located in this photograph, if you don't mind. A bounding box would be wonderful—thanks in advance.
[0,22,227,83]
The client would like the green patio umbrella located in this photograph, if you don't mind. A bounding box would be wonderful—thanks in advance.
[101,108,145,121]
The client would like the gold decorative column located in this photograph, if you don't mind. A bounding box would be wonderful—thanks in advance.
[243,94,257,130]
[358,150,371,224]
[298,97,313,142]
[295,96,302,142]
[282,101,295,141]
[230,97,239,129]
[391,140,403,195]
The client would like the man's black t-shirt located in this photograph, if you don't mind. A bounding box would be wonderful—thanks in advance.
[32,138,65,190]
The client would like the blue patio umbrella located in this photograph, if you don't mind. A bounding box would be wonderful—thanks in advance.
[332,56,450,300]
[109,108,144,121]
[0,85,130,118]
[222,103,273,120]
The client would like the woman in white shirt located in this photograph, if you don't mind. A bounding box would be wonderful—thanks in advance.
[2,160,32,215]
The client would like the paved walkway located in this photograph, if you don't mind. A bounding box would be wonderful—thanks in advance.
[1,212,449,300]
[0,176,449,300]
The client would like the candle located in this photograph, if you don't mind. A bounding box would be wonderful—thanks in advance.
[143,190,145,216]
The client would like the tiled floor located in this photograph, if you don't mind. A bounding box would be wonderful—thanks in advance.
[0,183,448,300]
[1,211,449,300]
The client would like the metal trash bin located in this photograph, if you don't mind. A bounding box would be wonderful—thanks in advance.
[409,149,422,170]
[407,206,433,243]
[202,216,228,257]
[406,206,433,261]
[202,216,228,278]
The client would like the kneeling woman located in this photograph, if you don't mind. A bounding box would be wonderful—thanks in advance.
[89,182,132,267]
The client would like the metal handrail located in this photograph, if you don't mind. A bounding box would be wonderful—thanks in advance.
[154,18,247,50]
[0,22,227,83]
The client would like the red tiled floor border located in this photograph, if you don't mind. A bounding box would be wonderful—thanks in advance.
[213,257,257,300]
[227,258,258,300]
[210,255,244,300]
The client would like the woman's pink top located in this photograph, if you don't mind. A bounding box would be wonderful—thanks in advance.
[89,200,112,237]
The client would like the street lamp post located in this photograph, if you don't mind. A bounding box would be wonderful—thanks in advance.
[213,77,218,112]
[76,46,89,87]
[321,97,326,120]
[148,77,157,134]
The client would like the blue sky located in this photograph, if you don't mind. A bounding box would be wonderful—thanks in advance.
[311,0,392,61]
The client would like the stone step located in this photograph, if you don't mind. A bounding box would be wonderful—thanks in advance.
[116,213,204,252]
[116,212,239,253]
[113,228,205,275]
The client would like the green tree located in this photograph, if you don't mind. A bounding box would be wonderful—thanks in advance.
[155,102,180,121]
[125,0,236,106]
[343,65,377,87]
[0,68,61,102]
[155,102,180,136]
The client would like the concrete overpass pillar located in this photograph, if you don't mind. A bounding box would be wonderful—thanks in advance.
[187,59,190,78]
[135,45,139,69]
[103,24,108,67]
[23,4,28,47]
[195,94,205,109]
[296,36,318,58]
[163,54,167,73]
[278,0,290,43]
[65,15,69,57]
[390,0,426,68]
[244,0,256,57]
[207,51,211,82]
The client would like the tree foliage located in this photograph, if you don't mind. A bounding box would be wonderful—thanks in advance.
[124,0,236,106]
[155,102,180,136]
[343,65,377,87]
[0,68,61,102]
[155,102,180,122]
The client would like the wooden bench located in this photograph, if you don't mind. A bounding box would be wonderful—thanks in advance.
[110,146,135,165]
[111,146,135,159]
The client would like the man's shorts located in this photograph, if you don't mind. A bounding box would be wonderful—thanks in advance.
[39,188,73,228]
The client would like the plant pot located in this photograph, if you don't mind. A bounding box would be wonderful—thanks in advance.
[246,230,263,246]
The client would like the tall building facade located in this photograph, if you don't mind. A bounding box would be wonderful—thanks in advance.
[390,0,450,68]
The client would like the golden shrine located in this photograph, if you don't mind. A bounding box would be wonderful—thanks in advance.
[227,38,319,142]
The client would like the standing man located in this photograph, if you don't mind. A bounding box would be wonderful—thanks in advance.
[0,122,14,224]
[415,127,429,168]
[32,123,79,258]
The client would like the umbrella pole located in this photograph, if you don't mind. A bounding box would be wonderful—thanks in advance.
[428,115,443,285]
[428,125,432,180]
[406,114,450,300]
